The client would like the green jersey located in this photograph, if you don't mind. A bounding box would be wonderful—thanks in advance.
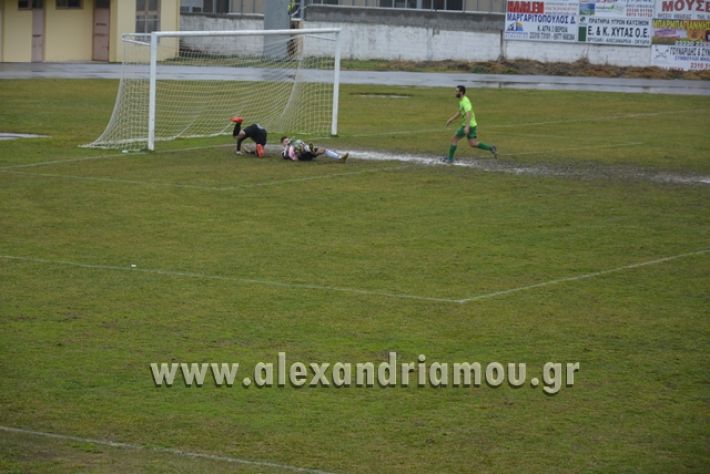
[459,96,477,128]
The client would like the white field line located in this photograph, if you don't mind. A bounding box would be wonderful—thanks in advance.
[333,107,707,139]
[1,165,409,191]
[0,143,240,171]
[458,248,710,303]
[489,108,709,129]
[0,425,334,474]
[0,142,250,171]
[350,143,638,168]
[2,249,708,305]
[6,144,708,185]
[0,151,132,170]
[499,141,644,157]
[0,255,461,304]
[348,147,710,184]
[498,131,572,140]
[0,107,700,171]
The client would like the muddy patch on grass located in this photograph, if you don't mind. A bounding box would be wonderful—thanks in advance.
[350,149,710,186]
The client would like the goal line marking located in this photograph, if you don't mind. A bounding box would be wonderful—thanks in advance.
[2,165,409,191]
[1,107,701,171]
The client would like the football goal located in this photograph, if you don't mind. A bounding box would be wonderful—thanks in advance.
[86,28,342,151]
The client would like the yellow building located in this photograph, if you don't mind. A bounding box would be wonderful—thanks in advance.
[0,0,179,63]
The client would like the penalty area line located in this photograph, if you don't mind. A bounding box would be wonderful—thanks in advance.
[458,248,710,303]
[3,250,706,306]
[0,425,334,474]
[0,255,462,304]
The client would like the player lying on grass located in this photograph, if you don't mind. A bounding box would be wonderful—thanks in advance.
[231,117,266,158]
[280,136,349,162]
[444,85,497,163]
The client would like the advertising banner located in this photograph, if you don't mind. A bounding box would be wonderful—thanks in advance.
[502,0,710,69]
[654,0,710,20]
[504,0,581,42]
[579,0,654,45]
[651,18,710,69]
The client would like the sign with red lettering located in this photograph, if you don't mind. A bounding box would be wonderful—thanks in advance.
[505,0,580,42]
[655,0,710,21]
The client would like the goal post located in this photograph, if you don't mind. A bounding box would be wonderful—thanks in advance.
[85,28,342,152]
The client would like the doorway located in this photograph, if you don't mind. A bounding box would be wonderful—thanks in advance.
[92,0,111,61]
[31,0,44,62]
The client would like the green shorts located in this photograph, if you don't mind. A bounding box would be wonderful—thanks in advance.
[455,126,477,140]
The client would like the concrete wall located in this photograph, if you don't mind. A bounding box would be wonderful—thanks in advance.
[181,13,264,33]
[180,7,653,67]
[181,13,265,55]
[305,5,502,32]
[502,41,652,67]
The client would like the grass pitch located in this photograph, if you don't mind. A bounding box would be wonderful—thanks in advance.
[0,80,709,473]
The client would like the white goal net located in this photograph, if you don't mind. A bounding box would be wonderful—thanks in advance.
[86,28,341,151]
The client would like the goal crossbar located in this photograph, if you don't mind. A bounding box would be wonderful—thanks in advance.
[146,29,341,151]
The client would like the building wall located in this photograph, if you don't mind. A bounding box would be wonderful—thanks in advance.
[112,0,137,62]
[0,0,182,63]
[112,0,181,63]
[0,1,4,62]
[2,2,32,62]
[45,1,93,61]
[162,0,180,32]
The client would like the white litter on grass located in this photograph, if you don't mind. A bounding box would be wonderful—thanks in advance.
[0,133,47,141]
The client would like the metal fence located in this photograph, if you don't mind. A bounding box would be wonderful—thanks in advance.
[180,0,506,15]
[304,0,505,12]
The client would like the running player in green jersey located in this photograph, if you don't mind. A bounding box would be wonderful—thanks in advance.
[444,85,497,163]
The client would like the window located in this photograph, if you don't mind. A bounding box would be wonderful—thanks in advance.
[422,0,463,10]
[180,0,203,12]
[56,0,82,8]
[192,0,230,13]
[136,0,161,34]
[19,0,43,9]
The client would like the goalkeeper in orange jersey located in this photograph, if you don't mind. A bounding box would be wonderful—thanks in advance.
[280,136,349,162]
[444,85,497,163]
[231,117,267,158]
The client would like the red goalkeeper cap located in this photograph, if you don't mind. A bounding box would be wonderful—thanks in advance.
[230,116,244,123]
